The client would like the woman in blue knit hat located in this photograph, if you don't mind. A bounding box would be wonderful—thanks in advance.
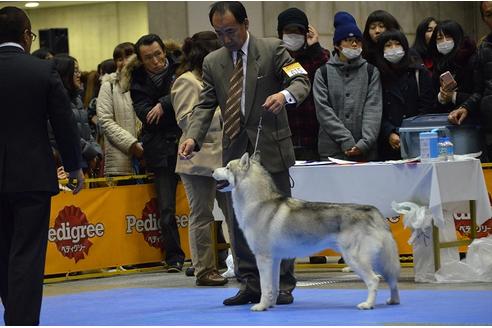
[313,11,383,161]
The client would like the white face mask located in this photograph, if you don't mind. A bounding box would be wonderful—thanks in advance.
[384,46,405,63]
[282,34,305,51]
[437,40,455,55]
[341,47,362,60]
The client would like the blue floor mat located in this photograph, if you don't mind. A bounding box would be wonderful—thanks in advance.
[2,288,491,325]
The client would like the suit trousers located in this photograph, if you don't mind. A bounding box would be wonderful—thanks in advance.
[224,169,297,295]
[180,174,229,278]
[0,191,52,326]
[153,167,185,265]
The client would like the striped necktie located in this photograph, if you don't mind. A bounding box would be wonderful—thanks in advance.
[223,50,244,140]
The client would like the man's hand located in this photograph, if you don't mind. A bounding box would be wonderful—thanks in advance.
[57,166,68,179]
[262,93,286,114]
[146,103,164,124]
[130,142,144,158]
[306,25,319,47]
[439,87,454,104]
[67,169,85,195]
[448,106,468,125]
[389,132,401,150]
[344,146,362,157]
[178,138,196,160]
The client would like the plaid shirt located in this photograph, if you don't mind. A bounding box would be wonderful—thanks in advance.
[287,43,330,157]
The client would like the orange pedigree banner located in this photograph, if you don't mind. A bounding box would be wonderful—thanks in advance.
[45,183,191,275]
[46,168,492,274]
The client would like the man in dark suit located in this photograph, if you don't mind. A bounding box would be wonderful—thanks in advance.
[179,1,310,306]
[0,6,84,325]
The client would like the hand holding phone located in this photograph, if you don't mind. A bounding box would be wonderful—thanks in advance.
[440,71,457,92]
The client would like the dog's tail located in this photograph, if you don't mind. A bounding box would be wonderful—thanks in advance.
[378,235,400,282]
[376,228,401,304]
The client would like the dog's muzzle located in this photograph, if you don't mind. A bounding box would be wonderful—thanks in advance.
[215,180,231,192]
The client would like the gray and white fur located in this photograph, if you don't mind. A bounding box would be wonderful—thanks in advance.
[213,153,400,311]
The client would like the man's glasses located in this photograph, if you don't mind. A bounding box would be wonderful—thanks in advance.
[26,30,37,41]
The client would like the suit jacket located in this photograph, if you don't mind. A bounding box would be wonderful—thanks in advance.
[0,46,82,194]
[186,35,310,173]
[171,70,223,177]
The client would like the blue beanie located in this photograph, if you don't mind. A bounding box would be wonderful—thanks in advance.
[333,11,362,44]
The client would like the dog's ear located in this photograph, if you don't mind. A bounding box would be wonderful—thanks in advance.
[239,152,250,169]
[251,152,261,163]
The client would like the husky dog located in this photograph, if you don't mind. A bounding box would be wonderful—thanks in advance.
[212,153,400,311]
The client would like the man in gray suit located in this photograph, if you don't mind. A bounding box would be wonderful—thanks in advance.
[179,1,310,306]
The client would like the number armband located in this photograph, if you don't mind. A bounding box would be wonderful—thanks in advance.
[282,62,308,78]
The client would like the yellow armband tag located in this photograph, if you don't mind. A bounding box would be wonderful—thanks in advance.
[282,62,308,78]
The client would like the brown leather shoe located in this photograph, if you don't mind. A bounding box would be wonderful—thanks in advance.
[196,270,228,286]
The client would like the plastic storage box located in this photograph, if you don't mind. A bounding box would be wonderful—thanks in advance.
[398,114,481,159]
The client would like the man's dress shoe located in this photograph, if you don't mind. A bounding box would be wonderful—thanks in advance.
[223,289,294,305]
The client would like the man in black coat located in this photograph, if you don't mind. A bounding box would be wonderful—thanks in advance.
[129,34,185,272]
[0,6,84,325]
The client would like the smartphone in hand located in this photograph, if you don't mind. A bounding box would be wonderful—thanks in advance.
[440,71,457,91]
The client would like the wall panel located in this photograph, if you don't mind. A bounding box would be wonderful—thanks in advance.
[28,2,148,71]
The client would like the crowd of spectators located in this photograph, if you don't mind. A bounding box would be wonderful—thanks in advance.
[30,0,492,278]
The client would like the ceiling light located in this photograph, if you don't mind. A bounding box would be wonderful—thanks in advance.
[25,2,39,8]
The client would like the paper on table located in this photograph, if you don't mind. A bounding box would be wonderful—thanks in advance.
[294,160,334,166]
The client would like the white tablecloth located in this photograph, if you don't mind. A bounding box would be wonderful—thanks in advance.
[289,158,491,227]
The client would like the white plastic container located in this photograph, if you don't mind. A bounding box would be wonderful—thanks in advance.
[419,131,439,162]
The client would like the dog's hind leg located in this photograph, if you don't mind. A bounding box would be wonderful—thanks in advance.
[251,255,279,311]
[341,250,379,310]
[378,236,400,305]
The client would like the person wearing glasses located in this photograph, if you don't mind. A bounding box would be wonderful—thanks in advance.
[52,55,103,175]
[313,11,382,161]
[124,34,185,273]
[0,6,84,325]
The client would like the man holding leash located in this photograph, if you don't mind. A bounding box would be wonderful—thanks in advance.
[178,1,310,306]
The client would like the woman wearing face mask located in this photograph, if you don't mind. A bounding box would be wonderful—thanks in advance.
[362,10,402,66]
[276,7,330,162]
[428,20,478,124]
[374,30,435,160]
[412,17,438,72]
[314,11,382,161]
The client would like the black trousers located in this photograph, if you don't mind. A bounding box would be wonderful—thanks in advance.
[153,167,185,265]
[224,169,296,295]
[0,191,52,326]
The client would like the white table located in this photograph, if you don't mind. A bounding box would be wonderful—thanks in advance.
[289,158,492,269]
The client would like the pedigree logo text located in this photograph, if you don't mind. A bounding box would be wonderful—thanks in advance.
[126,198,162,249]
[48,205,105,262]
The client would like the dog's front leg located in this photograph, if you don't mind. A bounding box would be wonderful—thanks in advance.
[251,255,276,311]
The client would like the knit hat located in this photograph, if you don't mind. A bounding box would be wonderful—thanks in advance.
[333,11,362,44]
[277,8,309,36]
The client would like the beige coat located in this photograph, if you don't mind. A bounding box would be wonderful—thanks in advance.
[171,70,222,176]
[96,72,141,176]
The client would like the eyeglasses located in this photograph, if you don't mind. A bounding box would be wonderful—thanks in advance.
[25,30,37,41]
